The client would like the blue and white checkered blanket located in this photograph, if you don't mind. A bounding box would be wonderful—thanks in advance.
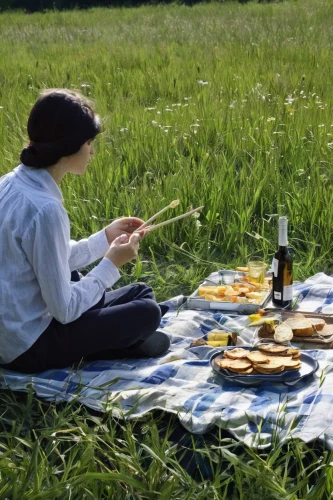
[1,272,333,449]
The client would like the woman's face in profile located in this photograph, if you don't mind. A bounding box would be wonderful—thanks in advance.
[65,139,95,176]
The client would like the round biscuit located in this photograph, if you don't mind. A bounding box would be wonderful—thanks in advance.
[284,362,302,370]
[261,357,285,368]
[228,366,254,375]
[258,344,288,355]
[246,352,269,364]
[215,358,252,371]
[224,348,249,360]
[276,357,302,368]
[254,364,285,374]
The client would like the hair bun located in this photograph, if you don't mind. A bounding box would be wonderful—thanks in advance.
[20,145,40,168]
[20,144,60,168]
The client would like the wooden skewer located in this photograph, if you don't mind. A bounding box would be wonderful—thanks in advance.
[145,206,204,232]
[136,199,180,231]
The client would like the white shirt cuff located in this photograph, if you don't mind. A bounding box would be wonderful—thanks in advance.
[87,229,110,260]
[88,257,120,289]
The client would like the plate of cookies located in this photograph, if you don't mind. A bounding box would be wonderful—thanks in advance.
[210,344,319,386]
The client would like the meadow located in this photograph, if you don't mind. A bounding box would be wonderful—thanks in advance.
[0,0,333,497]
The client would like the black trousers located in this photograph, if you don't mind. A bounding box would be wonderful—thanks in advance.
[4,273,164,374]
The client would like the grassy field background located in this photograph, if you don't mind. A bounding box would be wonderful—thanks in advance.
[0,0,333,497]
[0,0,332,299]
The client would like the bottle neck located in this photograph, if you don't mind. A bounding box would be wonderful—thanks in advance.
[278,221,288,246]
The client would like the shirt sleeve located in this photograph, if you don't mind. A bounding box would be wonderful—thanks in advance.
[68,228,110,271]
[22,203,120,324]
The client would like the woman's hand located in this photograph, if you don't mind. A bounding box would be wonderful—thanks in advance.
[105,217,145,245]
[104,232,143,268]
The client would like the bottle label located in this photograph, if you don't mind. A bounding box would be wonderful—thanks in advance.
[283,285,293,300]
[274,291,281,300]
[273,258,279,278]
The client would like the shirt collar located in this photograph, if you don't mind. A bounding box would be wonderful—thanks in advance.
[14,164,63,202]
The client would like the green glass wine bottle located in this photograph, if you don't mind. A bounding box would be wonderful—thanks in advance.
[272,217,293,309]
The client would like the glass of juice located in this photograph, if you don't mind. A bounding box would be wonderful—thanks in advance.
[247,256,267,285]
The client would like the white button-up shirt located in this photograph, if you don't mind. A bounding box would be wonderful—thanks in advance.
[0,165,120,364]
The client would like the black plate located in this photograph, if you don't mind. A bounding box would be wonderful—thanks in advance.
[210,346,319,386]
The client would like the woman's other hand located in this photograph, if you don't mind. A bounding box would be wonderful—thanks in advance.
[105,217,145,244]
[104,232,143,268]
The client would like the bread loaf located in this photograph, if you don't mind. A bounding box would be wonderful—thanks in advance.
[284,318,314,337]
[307,318,326,332]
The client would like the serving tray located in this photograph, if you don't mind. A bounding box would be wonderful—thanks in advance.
[187,281,271,314]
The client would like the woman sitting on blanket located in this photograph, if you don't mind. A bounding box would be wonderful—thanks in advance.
[0,89,170,374]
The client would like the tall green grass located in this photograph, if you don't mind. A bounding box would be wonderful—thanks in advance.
[1,388,333,499]
[0,0,332,298]
[0,1,333,496]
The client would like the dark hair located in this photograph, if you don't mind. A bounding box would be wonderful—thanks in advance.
[20,89,101,168]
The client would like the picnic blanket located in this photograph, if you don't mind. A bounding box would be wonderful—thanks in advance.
[1,272,333,449]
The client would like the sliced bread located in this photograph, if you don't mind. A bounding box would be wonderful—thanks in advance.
[274,323,293,343]
[284,317,314,337]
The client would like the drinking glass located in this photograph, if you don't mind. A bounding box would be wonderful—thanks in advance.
[247,256,267,285]
[219,270,235,285]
